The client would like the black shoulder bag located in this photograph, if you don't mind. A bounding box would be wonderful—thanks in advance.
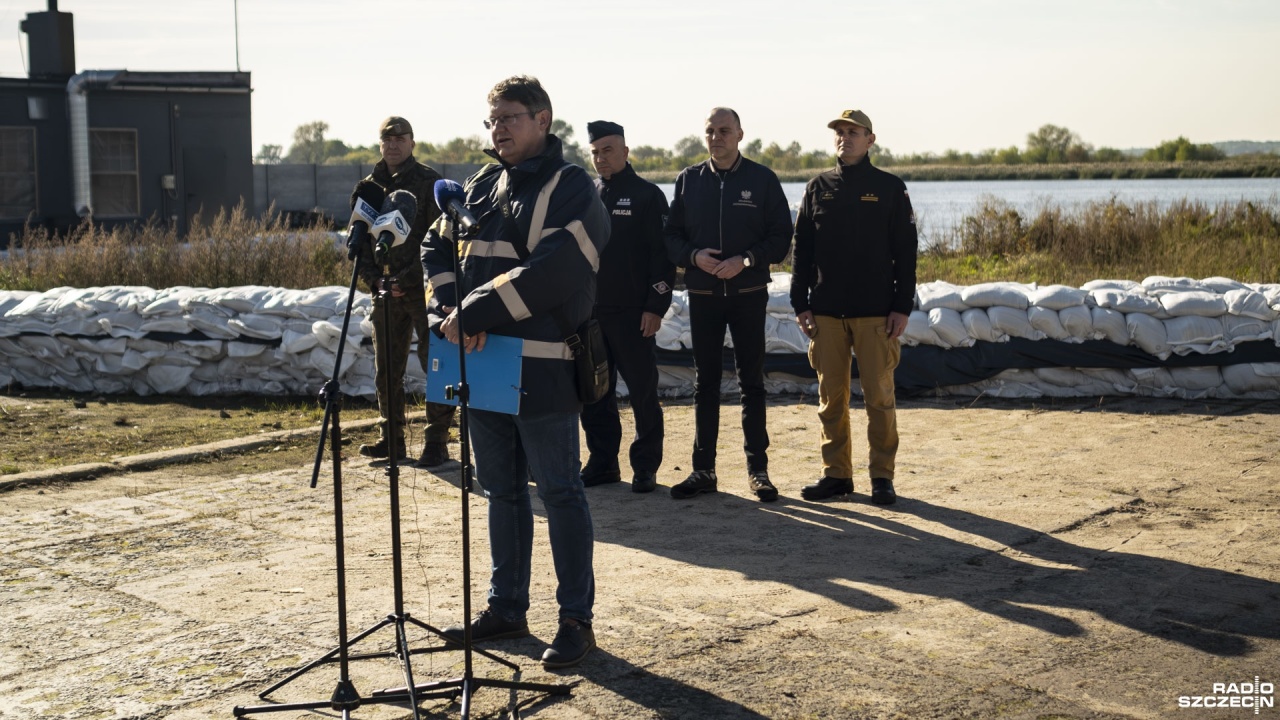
[495,163,609,404]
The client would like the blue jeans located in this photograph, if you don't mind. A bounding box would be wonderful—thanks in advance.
[468,407,595,623]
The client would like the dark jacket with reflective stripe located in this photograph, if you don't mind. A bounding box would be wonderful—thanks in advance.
[595,163,674,314]
[790,156,918,318]
[354,156,443,295]
[663,154,793,296]
[422,135,611,414]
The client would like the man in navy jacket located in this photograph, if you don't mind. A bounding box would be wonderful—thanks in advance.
[663,107,793,502]
[422,75,610,669]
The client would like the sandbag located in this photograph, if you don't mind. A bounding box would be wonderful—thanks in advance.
[1027,306,1071,341]
[928,307,972,348]
[987,306,1045,340]
[1059,305,1096,341]
[960,282,1030,309]
[1091,289,1162,315]
[961,308,1005,343]
[1126,313,1171,359]
[1026,285,1087,310]
[917,281,968,312]
[1224,289,1279,321]
[1159,291,1227,317]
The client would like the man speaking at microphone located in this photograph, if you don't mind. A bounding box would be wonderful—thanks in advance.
[354,116,456,466]
[422,76,609,669]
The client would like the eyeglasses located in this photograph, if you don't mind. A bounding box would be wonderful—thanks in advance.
[483,111,536,130]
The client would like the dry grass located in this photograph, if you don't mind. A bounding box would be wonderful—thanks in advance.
[0,203,349,291]
[919,197,1280,286]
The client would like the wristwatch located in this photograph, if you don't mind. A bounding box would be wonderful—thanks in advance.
[742,254,754,268]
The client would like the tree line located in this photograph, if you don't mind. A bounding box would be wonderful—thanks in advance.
[255,122,1262,171]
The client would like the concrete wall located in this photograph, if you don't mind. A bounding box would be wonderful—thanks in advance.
[253,162,486,224]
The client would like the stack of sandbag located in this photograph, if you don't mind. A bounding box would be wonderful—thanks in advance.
[0,286,390,397]
[911,276,1280,399]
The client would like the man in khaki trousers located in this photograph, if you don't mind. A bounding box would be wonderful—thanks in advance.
[789,109,918,505]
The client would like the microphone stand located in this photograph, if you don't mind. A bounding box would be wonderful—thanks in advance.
[371,211,571,718]
[235,245,457,718]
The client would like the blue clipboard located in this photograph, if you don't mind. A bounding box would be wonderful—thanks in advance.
[426,333,523,415]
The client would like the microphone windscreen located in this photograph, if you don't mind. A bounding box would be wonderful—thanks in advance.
[351,179,385,210]
[434,179,465,212]
[381,189,418,225]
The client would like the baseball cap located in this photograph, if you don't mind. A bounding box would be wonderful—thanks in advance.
[827,109,872,132]
[380,116,413,139]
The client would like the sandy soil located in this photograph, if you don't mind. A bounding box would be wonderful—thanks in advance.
[1,394,1277,719]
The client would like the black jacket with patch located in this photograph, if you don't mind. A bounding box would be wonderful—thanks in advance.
[595,163,674,315]
[664,155,793,296]
[790,155,918,318]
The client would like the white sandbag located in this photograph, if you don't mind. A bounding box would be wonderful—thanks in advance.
[766,274,793,315]
[917,281,968,312]
[901,310,938,347]
[1142,276,1206,295]
[1159,291,1227,317]
[928,307,972,348]
[1224,289,1279,321]
[1169,366,1224,391]
[1032,368,1119,397]
[1199,277,1249,294]
[146,365,195,394]
[1222,363,1280,394]
[769,318,809,354]
[227,341,269,358]
[1126,313,1171,359]
[987,306,1045,340]
[204,286,272,314]
[1091,289,1162,315]
[960,282,1030,309]
[281,328,320,354]
[177,339,223,361]
[1081,279,1140,292]
[140,286,206,316]
[21,335,66,358]
[1059,305,1096,341]
[1223,315,1272,346]
[1163,315,1226,355]
[1027,306,1070,341]
[1026,285,1087,310]
[139,317,194,334]
[1080,367,1138,392]
[960,308,1005,343]
[0,290,37,316]
[1091,307,1129,345]
[226,313,284,340]
[1130,367,1177,395]
[655,322,683,351]
[257,288,313,317]
[666,291,688,318]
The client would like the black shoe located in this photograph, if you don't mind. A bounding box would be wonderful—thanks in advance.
[631,471,657,494]
[581,468,622,487]
[670,470,717,499]
[802,476,854,501]
[359,437,405,460]
[870,477,897,505]
[417,442,449,468]
[541,618,595,669]
[581,458,619,486]
[441,608,529,645]
[748,470,778,502]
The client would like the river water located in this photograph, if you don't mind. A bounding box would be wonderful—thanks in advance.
[658,177,1280,247]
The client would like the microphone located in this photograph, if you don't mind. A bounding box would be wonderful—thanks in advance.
[372,189,417,264]
[433,179,479,235]
[346,180,385,260]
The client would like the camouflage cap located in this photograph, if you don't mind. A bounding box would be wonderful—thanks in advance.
[827,109,872,132]
[379,116,414,139]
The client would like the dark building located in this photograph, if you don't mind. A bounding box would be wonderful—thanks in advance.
[0,1,252,245]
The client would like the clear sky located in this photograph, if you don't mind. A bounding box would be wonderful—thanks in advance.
[3,0,1278,157]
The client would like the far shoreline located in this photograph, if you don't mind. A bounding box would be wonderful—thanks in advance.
[637,157,1280,184]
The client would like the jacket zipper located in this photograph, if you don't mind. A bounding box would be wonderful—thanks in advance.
[718,174,726,295]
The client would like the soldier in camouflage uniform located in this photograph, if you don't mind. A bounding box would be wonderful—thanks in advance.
[355,116,456,465]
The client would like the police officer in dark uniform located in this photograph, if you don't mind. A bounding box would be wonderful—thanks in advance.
[579,120,675,493]
[355,116,456,465]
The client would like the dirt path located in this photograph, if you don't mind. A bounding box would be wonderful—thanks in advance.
[2,396,1277,719]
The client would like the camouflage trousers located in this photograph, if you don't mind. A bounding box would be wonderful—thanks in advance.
[370,292,455,444]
